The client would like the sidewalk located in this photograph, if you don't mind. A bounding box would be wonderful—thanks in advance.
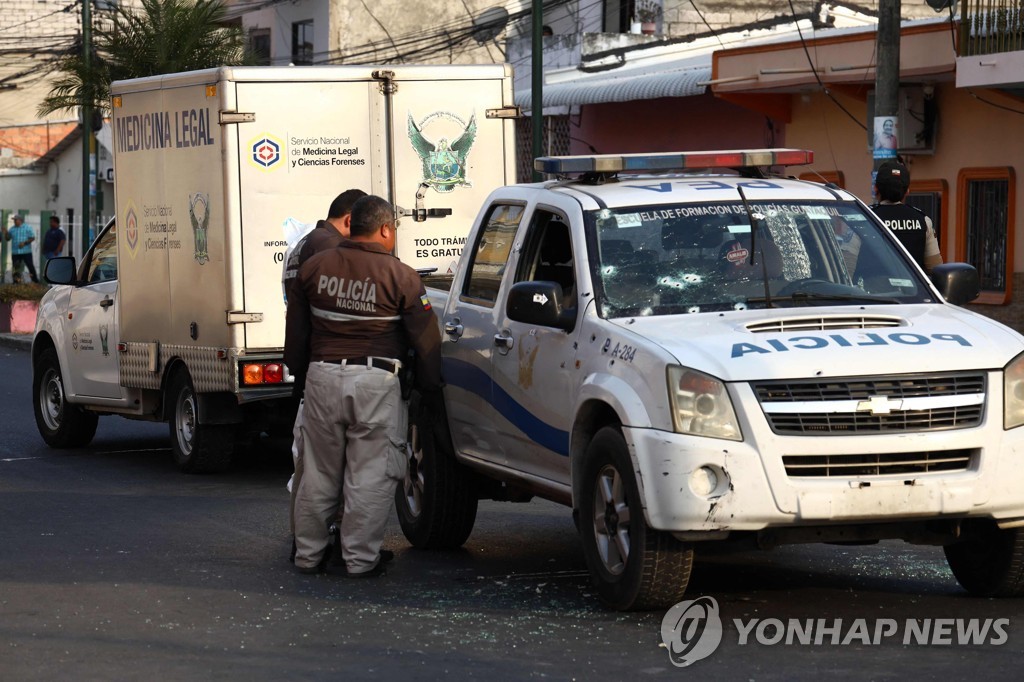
[0,333,32,351]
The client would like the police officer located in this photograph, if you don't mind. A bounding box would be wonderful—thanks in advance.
[283,189,366,564]
[282,189,367,302]
[871,160,942,274]
[284,195,442,577]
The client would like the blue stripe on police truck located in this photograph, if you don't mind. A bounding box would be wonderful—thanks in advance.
[442,357,570,456]
[731,332,972,358]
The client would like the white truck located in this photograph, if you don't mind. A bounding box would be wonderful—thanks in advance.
[398,148,1024,610]
[31,64,516,472]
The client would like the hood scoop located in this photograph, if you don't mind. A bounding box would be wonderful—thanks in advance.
[746,315,903,334]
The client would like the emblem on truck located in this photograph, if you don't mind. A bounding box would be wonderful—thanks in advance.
[408,111,476,193]
[250,136,282,168]
[125,203,139,260]
[189,193,210,265]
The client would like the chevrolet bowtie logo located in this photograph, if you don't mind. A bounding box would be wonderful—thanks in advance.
[856,395,904,415]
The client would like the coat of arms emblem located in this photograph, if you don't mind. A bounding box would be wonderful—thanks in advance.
[408,112,477,193]
[189,193,210,265]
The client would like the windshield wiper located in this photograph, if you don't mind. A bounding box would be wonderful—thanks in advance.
[748,290,902,305]
[736,186,773,308]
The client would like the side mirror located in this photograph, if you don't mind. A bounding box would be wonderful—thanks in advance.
[506,281,577,331]
[930,262,980,305]
[44,256,77,285]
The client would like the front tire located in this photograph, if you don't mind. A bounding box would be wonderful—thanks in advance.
[578,426,694,611]
[167,369,232,474]
[395,391,478,548]
[944,520,1024,597]
[33,347,98,448]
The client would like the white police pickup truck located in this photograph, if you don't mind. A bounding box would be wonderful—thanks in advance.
[396,148,1024,611]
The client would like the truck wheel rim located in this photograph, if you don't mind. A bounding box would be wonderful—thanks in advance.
[592,463,630,576]
[176,391,196,456]
[403,423,425,517]
[40,368,65,431]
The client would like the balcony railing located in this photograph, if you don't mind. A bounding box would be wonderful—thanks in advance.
[960,0,1024,56]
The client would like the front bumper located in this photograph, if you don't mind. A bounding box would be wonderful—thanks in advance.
[626,396,1024,534]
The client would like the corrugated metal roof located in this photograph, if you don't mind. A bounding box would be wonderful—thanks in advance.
[516,64,711,109]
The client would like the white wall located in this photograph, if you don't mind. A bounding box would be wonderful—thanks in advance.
[242,0,330,65]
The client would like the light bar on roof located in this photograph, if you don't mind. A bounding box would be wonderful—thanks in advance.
[534,148,813,175]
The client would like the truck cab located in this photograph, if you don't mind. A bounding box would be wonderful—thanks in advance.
[400,149,1024,611]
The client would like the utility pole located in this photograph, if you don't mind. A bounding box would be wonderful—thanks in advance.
[531,0,543,181]
[872,0,901,184]
[81,0,93,258]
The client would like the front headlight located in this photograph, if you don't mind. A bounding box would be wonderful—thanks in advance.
[1004,351,1024,429]
[667,366,742,441]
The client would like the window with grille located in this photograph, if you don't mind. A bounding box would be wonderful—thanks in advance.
[957,167,1016,304]
[292,20,313,65]
[907,178,947,258]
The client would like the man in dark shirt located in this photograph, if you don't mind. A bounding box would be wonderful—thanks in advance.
[285,195,442,577]
[282,189,367,302]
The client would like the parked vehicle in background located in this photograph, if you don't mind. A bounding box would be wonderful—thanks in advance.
[31,64,516,472]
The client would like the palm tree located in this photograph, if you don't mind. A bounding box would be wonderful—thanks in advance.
[39,0,252,117]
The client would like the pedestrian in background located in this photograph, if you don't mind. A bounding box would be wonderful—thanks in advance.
[871,160,942,274]
[42,215,67,275]
[285,195,442,577]
[281,188,367,564]
[5,215,39,283]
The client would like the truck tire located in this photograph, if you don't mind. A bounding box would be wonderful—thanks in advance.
[167,369,232,474]
[578,426,693,611]
[944,519,1024,597]
[33,347,99,448]
[395,392,478,548]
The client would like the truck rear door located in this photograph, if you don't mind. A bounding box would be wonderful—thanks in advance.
[389,68,516,275]
[232,80,376,350]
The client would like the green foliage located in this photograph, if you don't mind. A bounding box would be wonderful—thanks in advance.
[39,0,254,117]
[0,283,49,303]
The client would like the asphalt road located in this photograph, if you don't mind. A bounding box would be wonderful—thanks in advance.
[2,342,1024,680]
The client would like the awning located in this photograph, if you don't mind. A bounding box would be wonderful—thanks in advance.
[516,64,711,109]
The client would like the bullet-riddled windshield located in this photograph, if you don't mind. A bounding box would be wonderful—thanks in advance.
[590,201,931,318]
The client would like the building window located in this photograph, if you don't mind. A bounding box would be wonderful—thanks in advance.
[292,20,313,65]
[907,179,948,261]
[957,167,1016,305]
[249,28,271,66]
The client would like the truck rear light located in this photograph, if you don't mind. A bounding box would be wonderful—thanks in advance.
[263,364,284,383]
[243,364,264,385]
[241,361,288,385]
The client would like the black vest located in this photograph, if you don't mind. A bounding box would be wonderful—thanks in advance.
[871,203,928,270]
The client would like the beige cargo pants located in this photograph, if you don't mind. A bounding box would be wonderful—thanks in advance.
[293,360,406,574]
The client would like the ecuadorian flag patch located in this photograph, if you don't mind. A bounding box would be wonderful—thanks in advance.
[420,295,432,311]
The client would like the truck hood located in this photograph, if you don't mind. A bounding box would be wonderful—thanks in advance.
[612,304,1024,382]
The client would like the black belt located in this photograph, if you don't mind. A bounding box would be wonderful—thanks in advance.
[323,356,400,373]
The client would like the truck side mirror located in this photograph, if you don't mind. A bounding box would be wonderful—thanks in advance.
[506,281,577,331]
[930,262,980,305]
[44,256,77,286]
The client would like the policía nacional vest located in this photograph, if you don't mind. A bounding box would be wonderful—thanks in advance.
[871,203,928,270]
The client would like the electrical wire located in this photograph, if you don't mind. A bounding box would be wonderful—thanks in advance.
[787,0,866,131]
[688,0,725,48]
